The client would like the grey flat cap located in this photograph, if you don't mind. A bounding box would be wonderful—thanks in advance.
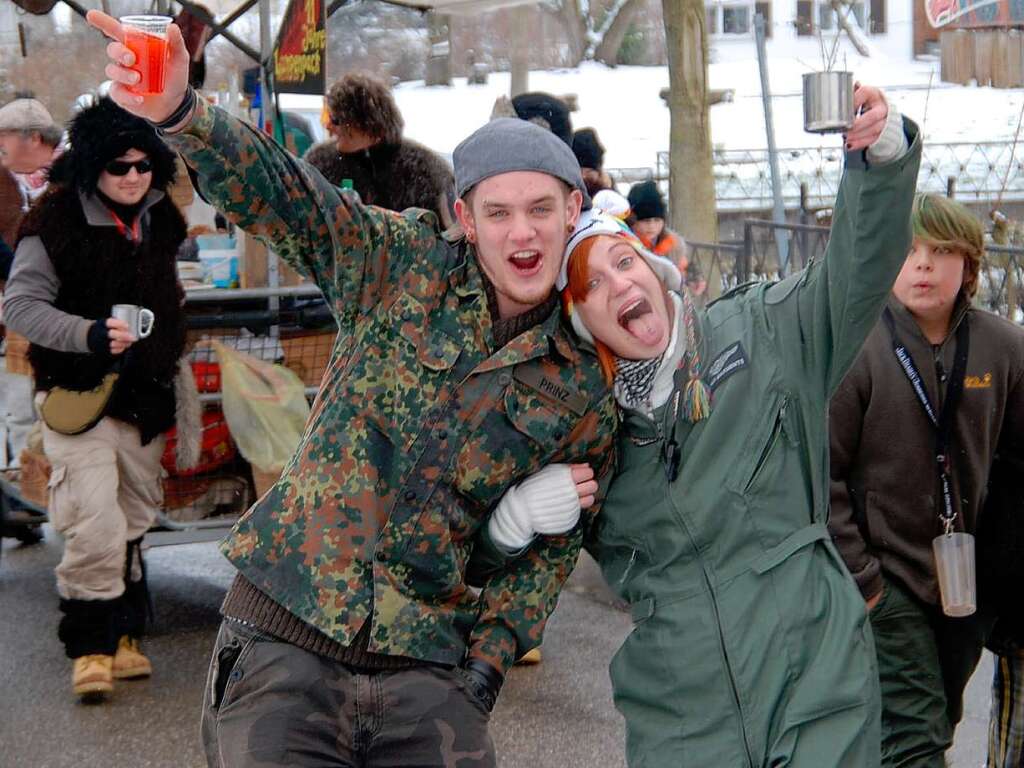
[454,117,586,199]
[0,98,54,133]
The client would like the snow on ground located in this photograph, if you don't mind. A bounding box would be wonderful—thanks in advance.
[391,48,1022,171]
[281,40,1024,173]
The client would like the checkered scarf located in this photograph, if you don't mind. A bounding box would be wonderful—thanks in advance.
[613,353,665,411]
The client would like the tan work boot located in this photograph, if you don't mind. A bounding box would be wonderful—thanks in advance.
[112,636,152,680]
[517,647,543,665]
[72,654,113,699]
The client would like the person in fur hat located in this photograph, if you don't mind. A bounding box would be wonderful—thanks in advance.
[511,91,574,146]
[2,96,187,701]
[572,127,613,198]
[304,72,455,228]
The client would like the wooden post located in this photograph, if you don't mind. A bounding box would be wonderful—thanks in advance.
[663,0,720,296]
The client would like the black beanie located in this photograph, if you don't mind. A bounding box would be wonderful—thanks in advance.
[511,92,573,147]
[572,128,604,171]
[48,97,177,194]
[628,180,666,221]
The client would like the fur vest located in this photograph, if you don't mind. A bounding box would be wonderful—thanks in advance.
[21,186,187,443]
[305,138,454,227]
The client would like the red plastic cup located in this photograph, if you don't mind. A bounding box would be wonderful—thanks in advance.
[120,15,171,95]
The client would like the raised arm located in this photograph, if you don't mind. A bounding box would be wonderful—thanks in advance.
[763,86,922,399]
[86,10,422,322]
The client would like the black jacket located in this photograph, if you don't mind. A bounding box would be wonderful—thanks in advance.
[304,138,454,227]
[978,453,1024,650]
[21,186,187,444]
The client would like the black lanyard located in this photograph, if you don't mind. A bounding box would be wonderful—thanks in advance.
[882,307,970,532]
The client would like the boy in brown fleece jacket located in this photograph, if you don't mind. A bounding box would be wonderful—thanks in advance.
[829,193,1024,767]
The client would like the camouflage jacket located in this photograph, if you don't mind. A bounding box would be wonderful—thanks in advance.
[165,98,617,676]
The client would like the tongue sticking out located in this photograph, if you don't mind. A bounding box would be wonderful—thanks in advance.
[619,299,662,346]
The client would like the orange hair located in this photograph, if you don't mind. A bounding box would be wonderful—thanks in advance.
[561,236,617,385]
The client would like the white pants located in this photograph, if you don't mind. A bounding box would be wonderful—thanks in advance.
[0,367,35,469]
[42,417,165,600]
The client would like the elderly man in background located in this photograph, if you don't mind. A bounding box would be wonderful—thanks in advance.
[0,96,61,479]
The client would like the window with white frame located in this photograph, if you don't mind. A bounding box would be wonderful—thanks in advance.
[706,0,754,36]
[816,0,868,31]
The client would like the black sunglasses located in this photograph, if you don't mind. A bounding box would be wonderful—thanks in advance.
[104,159,153,176]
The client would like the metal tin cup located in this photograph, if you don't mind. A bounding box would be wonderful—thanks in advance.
[802,71,855,134]
[112,304,155,339]
[932,531,977,617]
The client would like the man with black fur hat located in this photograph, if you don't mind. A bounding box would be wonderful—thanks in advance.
[304,71,455,227]
[2,97,187,701]
[510,91,574,146]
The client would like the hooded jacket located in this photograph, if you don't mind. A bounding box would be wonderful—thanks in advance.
[829,295,1024,607]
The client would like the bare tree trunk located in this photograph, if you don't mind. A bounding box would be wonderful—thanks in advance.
[510,6,530,96]
[592,0,643,65]
[545,0,587,66]
[663,0,720,296]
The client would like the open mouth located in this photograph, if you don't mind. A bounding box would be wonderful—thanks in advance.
[508,250,543,275]
[618,297,651,328]
[617,297,663,346]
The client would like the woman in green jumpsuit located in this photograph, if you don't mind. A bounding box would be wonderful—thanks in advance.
[487,87,922,767]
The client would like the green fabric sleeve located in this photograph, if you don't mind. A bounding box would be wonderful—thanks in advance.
[762,117,923,399]
[163,97,424,331]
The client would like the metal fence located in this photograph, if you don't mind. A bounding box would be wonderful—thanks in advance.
[154,284,333,541]
[644,140,1024,211]
[690,219,1024,323]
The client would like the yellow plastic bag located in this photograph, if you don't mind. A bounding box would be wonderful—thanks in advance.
[211,340,310,474]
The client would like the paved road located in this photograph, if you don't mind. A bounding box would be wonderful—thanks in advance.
[0,529,995,768]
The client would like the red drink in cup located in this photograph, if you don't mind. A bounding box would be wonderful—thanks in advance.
[120,16,171,95]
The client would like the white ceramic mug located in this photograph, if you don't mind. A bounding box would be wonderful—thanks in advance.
[111,304,155,339]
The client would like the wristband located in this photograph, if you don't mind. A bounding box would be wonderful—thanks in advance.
[152,86,197,134]
[461,658,503,712]
[86,320,111,356]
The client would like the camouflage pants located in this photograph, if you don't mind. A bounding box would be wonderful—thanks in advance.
[200,619,496,768]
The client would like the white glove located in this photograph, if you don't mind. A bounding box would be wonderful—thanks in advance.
[865,97,908,165]
[488,464,581,551]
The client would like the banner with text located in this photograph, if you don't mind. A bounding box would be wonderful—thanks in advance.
[273,0,326,95]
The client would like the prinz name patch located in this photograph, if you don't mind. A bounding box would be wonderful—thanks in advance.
[706,341,748,391]
[513,366,588,416]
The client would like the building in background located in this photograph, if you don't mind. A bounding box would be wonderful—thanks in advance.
[704,0,917,62]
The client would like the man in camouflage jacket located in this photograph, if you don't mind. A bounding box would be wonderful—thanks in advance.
[89,11,616,767]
